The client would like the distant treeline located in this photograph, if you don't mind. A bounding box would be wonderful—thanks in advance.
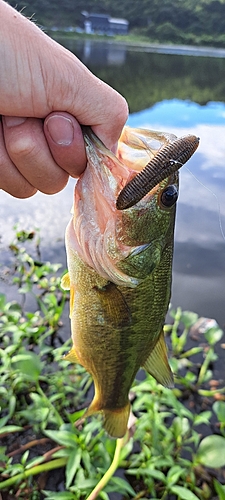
[7,0,225,47]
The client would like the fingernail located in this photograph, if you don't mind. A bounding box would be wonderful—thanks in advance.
[4,116,26,127]
[46,115,74,146]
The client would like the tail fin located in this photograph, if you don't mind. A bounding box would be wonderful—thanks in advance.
[83,399,130,439]
[103,403,130,438]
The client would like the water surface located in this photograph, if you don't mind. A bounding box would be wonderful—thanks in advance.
[1,41,225,328]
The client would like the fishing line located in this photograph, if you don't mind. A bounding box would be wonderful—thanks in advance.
[183,165,225,244]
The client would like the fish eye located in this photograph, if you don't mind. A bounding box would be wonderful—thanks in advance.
[160,185,178,208]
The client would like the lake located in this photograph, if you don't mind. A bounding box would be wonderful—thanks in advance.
[1,39,225,328]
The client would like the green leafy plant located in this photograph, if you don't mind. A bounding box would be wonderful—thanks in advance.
[0,229,224,499]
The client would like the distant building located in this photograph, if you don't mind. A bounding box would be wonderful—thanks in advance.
[109,18,129,35]
[81,11,129,35]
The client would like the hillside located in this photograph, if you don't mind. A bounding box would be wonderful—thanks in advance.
[6,0,225,47]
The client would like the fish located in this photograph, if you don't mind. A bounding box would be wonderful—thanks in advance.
[61,126,199,438]
[116,134,199,210]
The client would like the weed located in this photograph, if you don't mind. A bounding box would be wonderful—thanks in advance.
[0,229,224,499]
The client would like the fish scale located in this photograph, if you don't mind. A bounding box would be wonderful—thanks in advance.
[61,126,199,438]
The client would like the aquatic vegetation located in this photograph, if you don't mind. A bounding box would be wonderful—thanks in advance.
[0,229,225,499]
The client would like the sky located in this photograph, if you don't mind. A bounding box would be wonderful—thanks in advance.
[1,98,225,324]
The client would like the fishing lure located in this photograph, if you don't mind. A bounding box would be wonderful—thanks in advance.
[116,134,200,210]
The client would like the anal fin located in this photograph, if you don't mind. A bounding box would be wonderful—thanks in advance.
[143,330,174,388]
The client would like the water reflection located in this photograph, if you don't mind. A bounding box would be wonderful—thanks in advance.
[57,38,225,112]
[81,40,126,65]
[0,41,225,327]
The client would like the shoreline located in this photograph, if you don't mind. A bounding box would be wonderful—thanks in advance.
[116,41,225,58]
[51,32,225,58]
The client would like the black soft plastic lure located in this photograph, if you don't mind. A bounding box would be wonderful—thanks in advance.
[116,134,200,210]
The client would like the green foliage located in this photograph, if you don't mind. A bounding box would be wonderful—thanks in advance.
[196,435,225,468]
[6,0,225,47]
[213,401,225,436]
[214,479,225,500]
[0,228,225,499]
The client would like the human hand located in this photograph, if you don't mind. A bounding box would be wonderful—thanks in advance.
[0,0,128,198]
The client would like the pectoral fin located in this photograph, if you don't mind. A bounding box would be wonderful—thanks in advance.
[61,272,76,318]
[61,272,70,290]
[143,330,174,388]
[94,282,131,328]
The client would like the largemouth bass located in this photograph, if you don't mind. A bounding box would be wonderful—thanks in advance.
[61,126,199,438]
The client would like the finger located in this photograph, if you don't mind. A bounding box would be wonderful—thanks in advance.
[2,116,69,194]
[83,82,129,150]
[0,119,37,198]
[44,112,86,177]
[55,66,129,149]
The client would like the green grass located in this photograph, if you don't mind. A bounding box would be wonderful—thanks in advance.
[0,228,225,499]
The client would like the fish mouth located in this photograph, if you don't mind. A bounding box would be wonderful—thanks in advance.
[81,125,131,193]
[82,127,199,211]
[82,126,106,151]
[72,126,143,287]
[116,134,200,210]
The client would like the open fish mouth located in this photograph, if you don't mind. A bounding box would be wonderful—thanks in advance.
[116,134,200,210]
[82,126,199,211]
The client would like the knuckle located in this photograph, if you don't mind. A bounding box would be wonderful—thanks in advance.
[6,135,38,161]
[111,94,129,130]
[118,96,129,124]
